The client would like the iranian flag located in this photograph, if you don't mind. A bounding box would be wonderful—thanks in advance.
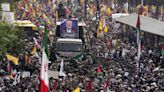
[40,25,49,92]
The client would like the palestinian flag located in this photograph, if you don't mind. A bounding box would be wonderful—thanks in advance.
[97,64,105,82]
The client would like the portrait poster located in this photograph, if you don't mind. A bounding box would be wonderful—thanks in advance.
[60,19,79,38]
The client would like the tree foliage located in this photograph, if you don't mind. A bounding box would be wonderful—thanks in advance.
[0,21,25,57]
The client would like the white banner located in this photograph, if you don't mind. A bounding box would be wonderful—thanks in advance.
[48,70,59,79]
[22,71,31,78]
[1,3,10,11]
[2,12,15,23]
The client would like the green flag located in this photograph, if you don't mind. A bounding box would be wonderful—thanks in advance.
[161,49,164,56]
[99,72,105,82]
[44,23,49,57]
[73,53,83,60]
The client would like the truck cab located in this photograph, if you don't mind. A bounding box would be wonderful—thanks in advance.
[54,18,87,58]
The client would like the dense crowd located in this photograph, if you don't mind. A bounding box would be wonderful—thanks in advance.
[0,0,164,92]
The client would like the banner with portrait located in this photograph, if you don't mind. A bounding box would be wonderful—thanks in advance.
[60,19,79,38]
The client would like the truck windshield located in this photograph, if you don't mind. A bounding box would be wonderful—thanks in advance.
[57,43,82,52]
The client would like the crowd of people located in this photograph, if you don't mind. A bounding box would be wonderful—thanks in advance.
[0,0,164,92]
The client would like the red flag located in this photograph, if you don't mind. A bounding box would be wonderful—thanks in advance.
[104,78,109,90]
[33,37,40,48]
[7,61,12,72]
[86,80,93,92]
[136,14,140,29]
[108,39,112,50]
[97,64,102,73]
[29,6,33,13]
[53,81,57,91]
[11,69,17,78]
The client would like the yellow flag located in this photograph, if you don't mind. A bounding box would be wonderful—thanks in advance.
[55,10,58,22]
[142,5,148,16]
[137,4,141,9]
[9,74,13,79]
[43,13,47,19]
[47,19,51,24]
[80,0,84,4]
[43,13,51,24]
[144,5,148,11]
[22,11,26,17]
[32,45,36,55]
[31,6,36,18]
[33,11,36,18]
[99,19,103,30]
[106,6,111,16]
[152,5,156,11]
[161,6,163,14]
[104,25,108,33]
[33,0,36,3]
[37,11,41,17]
[100,5,103,12]
[96,28,100,38]
[73,87,80,92]
[39,4,43,10]
[89,4,94,15]
[115,38,119,48]
[6,54,19,65]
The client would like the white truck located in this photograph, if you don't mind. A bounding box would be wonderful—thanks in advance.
[54,18,87,58]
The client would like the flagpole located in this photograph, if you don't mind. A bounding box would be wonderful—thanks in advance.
[39,20,49,92]
[136,13,141,76]
[85,0,87,17]
[96,0,100,36]
[141,0,143,14]
[137,28,141,75]
[137,0,143,76]
[141,0,143,6]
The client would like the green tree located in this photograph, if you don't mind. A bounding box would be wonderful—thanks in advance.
[0,21,25,58]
